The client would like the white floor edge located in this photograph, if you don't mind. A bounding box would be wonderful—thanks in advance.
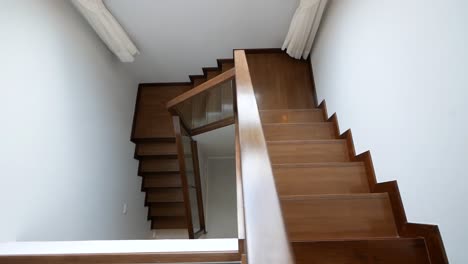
[0,238,238,255]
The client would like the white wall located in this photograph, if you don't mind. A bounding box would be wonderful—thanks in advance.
[0,0,150,241]
[203,158,237,238]
[311,1,468,262]
[193,126,237,239]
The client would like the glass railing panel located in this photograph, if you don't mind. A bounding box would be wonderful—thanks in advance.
[180,131,202,235]
[189,187,200,233]
[174,79,235,131]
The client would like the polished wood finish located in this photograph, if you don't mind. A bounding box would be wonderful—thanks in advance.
[189,59,234,87]
[130,83,191,231]
[375,181,449,264]
[260,109,324,123]
[151,216,187,229]
[147,188,184,203]
[402,223,447,264]
[267,140,350,164]
[273,162,370,195]
[292,238,430,264]
[167,68,235,111]
[139,158,179,173]
[241,254,248,264]
[133,57,233,236]
[263,123,335,141]
[235,117,246,242]
[205,67,221,80]
[220,61,235,72]
[246,52,315,110]
[318,100,448,263]
[133,84,191,140]
[234,50,294,264]
[281,193,398,241]
[136,142,177,157]
[129,56,233,236]
[0,251,241,264]
[150,202,186,216]
[143,174,181,188]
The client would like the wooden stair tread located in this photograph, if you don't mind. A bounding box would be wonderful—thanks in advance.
[136,142,177,157]
[273,162,370,195]
[143,174,182,188]
[139,158,179,173]
[263,122,335,140]
[147,188,184,203]
[149,202,186,217]
[267,140,350,163]
[132,85,190,140]
[151,216,187,229]
[260,109,324,124]
[281,193,398,241]
[292,238,430,264]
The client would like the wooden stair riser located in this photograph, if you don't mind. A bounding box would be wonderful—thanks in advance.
[132,85,190,141]
[143,174,182,189]
[136,142,177,157]
[139,158,179,173]
[263,123,336,141]
[292,239,430,264]
[151,216,187,229]
[273,163,370,195]
[147,188,184,203]
[260,109,324,124]
[268,140,350,164]
[281,193,398,241]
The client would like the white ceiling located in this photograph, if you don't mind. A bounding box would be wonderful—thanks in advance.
[104,0,298,83]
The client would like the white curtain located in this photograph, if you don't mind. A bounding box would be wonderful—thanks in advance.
[282,0,328,60]
[71,0,139,62]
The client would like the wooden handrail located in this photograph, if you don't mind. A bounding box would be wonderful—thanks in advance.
[234,50,294,264]
[166,68,235,111]
[235,116,246,252]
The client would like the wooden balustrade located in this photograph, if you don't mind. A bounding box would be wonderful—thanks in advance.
[234,50,294,264]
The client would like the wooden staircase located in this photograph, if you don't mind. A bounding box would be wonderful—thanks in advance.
[130,59,234,232]
[129,50,446,262]
[4,50,448,264]
[247,51,446,263]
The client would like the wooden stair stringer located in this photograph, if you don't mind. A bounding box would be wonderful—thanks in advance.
[318,100,448,264]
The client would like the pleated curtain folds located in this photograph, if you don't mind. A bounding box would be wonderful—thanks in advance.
[71,0,139,62]
[282,0,328,60]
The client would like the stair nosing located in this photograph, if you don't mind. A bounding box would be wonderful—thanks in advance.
[280,193,389,201]
[144,186,183,190]
[267,139,346,144]
[140,171,180,176]
[260,109,322,113]
[148,201,185,205]
[139,155,179,160]
[272,162,364,168]
[263,122,332,126]
[290,236,405,243]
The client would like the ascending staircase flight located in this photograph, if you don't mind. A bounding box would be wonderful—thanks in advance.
[129,49,447,263]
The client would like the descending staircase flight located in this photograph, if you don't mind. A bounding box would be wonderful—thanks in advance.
[130,59,234,233]
[129,49,447,263]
